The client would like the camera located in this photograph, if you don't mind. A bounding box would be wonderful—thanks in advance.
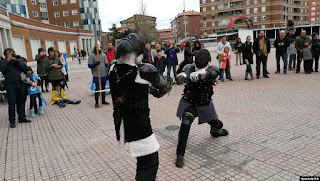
[11,54,21,59]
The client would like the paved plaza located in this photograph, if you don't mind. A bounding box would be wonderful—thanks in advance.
[1,49,320,181]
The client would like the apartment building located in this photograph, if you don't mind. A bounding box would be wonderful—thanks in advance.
[0,0,102,41]
[120,14,157,34]
[170,10,201,43]
[309,0,320,24]
[200,0,310,37]
[157,29,172,43]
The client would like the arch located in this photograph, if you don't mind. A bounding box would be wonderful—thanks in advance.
[227,16,253,30]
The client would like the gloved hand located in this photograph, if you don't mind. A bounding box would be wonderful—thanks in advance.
[190,69,206,82]
[176,73,187,85]
[92,61,100,68]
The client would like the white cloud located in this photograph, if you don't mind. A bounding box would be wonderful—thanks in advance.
[97,0,200,32]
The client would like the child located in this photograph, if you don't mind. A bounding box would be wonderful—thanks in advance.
[302,41,314,74]
[51,84,81,107]
[220,46,233,82]
[25,66,44,118]
[288,40,297,71]
[154,50,166,76]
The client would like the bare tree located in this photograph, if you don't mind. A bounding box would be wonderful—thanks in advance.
[136,0,156,43]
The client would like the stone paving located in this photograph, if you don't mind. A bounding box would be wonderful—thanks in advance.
[1,49,320,181]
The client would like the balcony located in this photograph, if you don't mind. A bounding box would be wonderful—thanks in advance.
[218,10,242,18]
[0,5,8,17]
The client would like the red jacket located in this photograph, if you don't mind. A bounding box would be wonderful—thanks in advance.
[221,52,231,69]
[105,47,116,63]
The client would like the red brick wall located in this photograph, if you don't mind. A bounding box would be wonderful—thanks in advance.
[26,0,42,21]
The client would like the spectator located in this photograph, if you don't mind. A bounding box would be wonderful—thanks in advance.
[274,30,290,74]
[0,48,31,128]
[25,66,44,118]
[143,43,154,64]
[50,84,81,107]
[88,46,110,108]
[154,50,166,76]
[288,40,297,71]
[286,28,296,43]
[81,49,86,60]
[151,44,159,60]
[62,52,69,81]
[311,32,320,72]
[253,30,270,79]
[234,37,243,65]
[105,42,116,63]
[35,48,49,92]
[165,40,180,79]
[216,36,232,79]
[54,51,67,78]
[295,30,310,73]
[242,36,254,80]
[177,41,196,74]
[45,47,64,89]
[285,20,295,34]
[302,41,314,74]
[192,40,202,54]
[76,49,81,64]
[220,46,233,82]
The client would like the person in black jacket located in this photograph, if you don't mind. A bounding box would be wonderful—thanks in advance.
[234,37,243,65]
[177,41,195,74]
[242,36,254,80]
[286,28,296,43]
[253,30,271,79]
[274,30,290,74]
[311,32,320,72]
[154,50,166,76]
[0,48,31,128]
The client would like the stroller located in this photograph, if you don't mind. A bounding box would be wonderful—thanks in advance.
[0,71,6,103]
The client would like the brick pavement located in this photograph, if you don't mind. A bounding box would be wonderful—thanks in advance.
[0,49,320,181]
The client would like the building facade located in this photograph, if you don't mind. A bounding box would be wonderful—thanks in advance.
[309,0,320,24]
[157,29,172,44]
[0,0,101,41]
[170,10,201,43]
[200,0,310,37]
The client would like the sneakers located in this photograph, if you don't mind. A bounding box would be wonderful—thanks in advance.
[10,123,16,128]
[58,103,66,108]
[29,109,35,118]
[175,155,184,168]
[95,103,99,108]
[284,71,287,74]
[38,106,44,115]
[256,76,260,79]
[229,79,233,81]
[275,71,280,74]
[288,68,292,71]
[263,75,269,78]
[18,118,31,123]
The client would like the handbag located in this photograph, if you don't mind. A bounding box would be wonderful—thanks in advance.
[20,72,26,82]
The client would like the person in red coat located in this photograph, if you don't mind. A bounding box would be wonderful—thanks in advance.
[105,42,116,63]
[220,46,233,82]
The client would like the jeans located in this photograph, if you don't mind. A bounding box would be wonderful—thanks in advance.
[256,54,268,77]
[167,60,177,78]
[30,93,42,109]
[276,52,288,72]
[221,63,232,81]
[289,54,296,69]
[6,83,26,123]
[55,99,72,104]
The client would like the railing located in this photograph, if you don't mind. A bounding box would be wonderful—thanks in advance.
[0,5,8,17]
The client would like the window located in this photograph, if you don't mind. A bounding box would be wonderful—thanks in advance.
[211,13,215,19]
[33,11,38,17]
[253,16,258,22]
[203,15,207,20]
[61,0,67,5]
[312,2,316,6]
[203,7,206,12]
[311,7,316,11]
[261,16,266,21]
[54,11,60,18]
[311,17,315,21]
[202,0,206,4]
[64,22,70,28]
[53,0,59,6]
[211,6,215,11]
[254,8,258,13]
[204,30,207,35]
[39,2,46,8]
[63,10,69,17]
[212,30,215,34]
[246,9,250,15]
[246,0,250,5]
[254,0,258,4]
[73,20,79,27]
[71,0,76,3]
[262,0,266,3]
[203,22,207,28]
[212,21,215,27]
[211,0,214,2]
[262,7,266,13]
[31,0,37,5]
[41,12,48,20]
[56,23,61,26]
[72,9,78,15]
[311,12,315,16]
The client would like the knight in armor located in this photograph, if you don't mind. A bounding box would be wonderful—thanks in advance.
[108,33,173,181]
[175,49,229,168]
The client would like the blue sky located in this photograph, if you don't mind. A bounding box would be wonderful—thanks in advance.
[97,0,200,32]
